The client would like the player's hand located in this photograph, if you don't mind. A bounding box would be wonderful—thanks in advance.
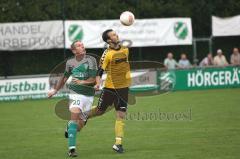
[94,83,100,91]
[72,78,83,85]
[48,89,57,98]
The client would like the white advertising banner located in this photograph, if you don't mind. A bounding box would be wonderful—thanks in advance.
[0,76,69,101]
[0,77,49,96]
[212,15,240,36]
[0,21,64,50]
[65,18,192,48]
[0,70,158,101]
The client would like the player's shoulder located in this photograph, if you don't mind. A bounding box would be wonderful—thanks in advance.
[66,56,75,64]
[121,45,128,50]
[85,54,97,61]
[120,45,129,53]
[103,48,110,54]
[85,54,97,65]
[101,48,110,58]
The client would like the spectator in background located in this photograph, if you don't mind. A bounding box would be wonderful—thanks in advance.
[199,53,214,67]
[230,47,240,65]
[178,53,191,68]
[213,49,228,66]
[164,52,179,69]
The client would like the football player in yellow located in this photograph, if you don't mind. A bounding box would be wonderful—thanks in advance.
[92,29,131,153]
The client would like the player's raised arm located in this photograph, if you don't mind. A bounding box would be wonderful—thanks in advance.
[48,76,68,98]
[72,77,95,85]
[48,61,71,98]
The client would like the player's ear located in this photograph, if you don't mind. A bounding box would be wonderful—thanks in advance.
[107,39,111,44]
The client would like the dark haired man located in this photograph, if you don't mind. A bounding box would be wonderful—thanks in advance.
[92,29,131,153]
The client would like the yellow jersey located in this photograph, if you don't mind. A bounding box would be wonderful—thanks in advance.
[100,46,131,89]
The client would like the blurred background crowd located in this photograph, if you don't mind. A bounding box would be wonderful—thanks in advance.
[164,47,240,69]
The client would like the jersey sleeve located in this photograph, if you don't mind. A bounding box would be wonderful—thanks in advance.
[88,56,98,77]
[63,60,72,78]
[99,50,109,70]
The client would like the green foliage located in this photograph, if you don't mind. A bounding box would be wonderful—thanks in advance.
[1,0,239,36]
[0,0,61,22]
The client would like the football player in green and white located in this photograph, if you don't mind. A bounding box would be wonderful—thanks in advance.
[48,40,97,157]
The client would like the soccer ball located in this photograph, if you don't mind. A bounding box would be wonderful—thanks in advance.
[120,11,135,26]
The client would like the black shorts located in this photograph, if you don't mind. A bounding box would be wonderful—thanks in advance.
[97,87,129,112]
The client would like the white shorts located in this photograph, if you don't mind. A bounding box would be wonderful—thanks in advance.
[68,93,94,120]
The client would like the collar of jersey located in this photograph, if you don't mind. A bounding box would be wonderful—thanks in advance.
[109,45,121,51]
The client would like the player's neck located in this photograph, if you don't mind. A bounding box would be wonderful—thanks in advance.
[75,55,84,61]
[109,43,121,50]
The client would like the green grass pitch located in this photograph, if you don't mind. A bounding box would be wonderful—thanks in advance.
[0,88,240,159]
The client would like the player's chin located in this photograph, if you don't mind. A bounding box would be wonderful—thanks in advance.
[76,52,85,56]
